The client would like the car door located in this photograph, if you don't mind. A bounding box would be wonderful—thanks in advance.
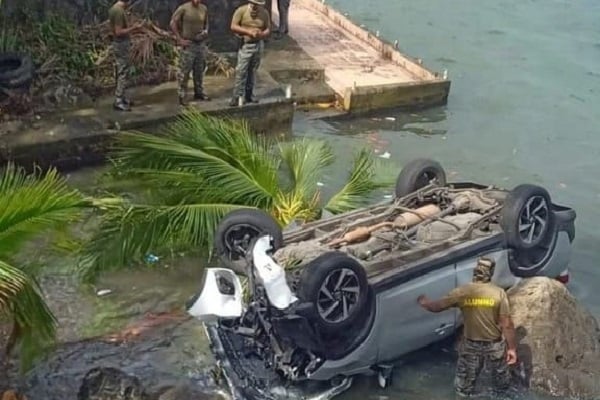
[376,262,457,363]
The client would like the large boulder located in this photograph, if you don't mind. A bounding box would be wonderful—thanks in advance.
[508,277,600,399]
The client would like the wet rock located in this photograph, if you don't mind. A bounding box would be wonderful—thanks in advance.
[77,367,150,400]
[508,277,600,399]
[17,319,218,400]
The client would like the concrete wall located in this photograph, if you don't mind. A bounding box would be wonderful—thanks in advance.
[0,99,294,172]
[0,0,272,52]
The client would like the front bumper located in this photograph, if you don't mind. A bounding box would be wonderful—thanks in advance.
[204,323,353,400]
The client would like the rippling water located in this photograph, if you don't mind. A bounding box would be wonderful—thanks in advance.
[290,0,600,398]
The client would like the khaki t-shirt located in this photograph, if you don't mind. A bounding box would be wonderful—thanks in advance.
[439,282,510,341]
[231,4,270,42]
[108,3,128,39]
[172,2,208,40]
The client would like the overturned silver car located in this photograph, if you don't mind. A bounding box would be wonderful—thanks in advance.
[186,158,576,400]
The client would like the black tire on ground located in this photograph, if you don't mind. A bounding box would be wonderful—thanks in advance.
[395,158,446,198]
[0,53,34,89]
[214,209,283,274]
[298,252,370,334]
[500,184,556,251]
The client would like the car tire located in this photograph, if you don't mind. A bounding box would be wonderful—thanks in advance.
[501,184,558,277]
[214,209,283,274]
[500,184,556,250]
[395,158,446,198]
[298,252,369,334]
[0,52,34,89]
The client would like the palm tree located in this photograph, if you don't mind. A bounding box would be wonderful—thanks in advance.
[77,109,394,282]
[0,163,92,372]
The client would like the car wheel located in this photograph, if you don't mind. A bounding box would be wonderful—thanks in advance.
[0,52,34,89]
[395,158,446,198]
[501,184,556,250]
[501,184,558,277]
[214,209,283,274]
[298,252,369,334]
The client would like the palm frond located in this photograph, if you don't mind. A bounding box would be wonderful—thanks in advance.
[76,200,255,282]
[324,148,395,214]
[278,138,335,199]
[0,259,56,372]
[107,112,280,209]
[0,163,90,258]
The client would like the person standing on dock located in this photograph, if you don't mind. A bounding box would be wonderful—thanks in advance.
[108,0,144,111]
[229,0,271,107]
[170,0,211,105]
[274,0,290,38]
[417,257,518,398]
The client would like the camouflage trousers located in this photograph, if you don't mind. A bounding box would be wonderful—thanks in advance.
[454,338,511,398]
[232,41,263,99]
[276,0,290,33]
[178,42,206,98]
[113,38,131,100]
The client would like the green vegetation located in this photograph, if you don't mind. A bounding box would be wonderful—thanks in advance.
[75,110,394,282]
[0,11,232,108]
[0,164,93,371]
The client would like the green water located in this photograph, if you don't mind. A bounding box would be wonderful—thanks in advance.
[289,0,600,398]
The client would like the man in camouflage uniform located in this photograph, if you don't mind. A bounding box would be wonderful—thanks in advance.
[170,0,211,105]
[108,0,143,111]
[229,0,271,107]
[418,257,518,398]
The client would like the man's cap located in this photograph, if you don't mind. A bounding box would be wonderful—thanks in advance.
[473,257,495,281]
[249,0,266,5]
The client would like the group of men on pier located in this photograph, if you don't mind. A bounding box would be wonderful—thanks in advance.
[108,0,289,111]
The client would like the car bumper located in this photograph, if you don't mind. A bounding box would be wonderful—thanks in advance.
[204,322,353,400]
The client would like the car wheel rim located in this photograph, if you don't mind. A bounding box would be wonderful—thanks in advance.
[518,196,549,244]
[223,224,260,260]
[416,170,438,188]
[317,268,360,324]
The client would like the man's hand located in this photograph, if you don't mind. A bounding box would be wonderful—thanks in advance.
[249,28,261,38]
[506,348,517,365]
[131,21,145,32]
[179,38,192,47]
[195,30,208,41]
[417,294,428,306]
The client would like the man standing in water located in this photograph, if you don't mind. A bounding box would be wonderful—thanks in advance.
[417,257,517,398]
[170,0,211,105]
[108,0,143,111]
[229,0,271,107]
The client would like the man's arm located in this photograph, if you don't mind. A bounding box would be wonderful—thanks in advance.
[170,7,188,44]
[230,7,259,37]
[112,11,142,37]
[498,293,517,365]
[257,10,271,38]
[417,294,456,313]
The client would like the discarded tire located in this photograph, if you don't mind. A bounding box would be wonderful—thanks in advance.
[298,252,369,334]
[214,208,283,274]
[0,52,34,89]
[501,184,558,276]
[395,158,446,198]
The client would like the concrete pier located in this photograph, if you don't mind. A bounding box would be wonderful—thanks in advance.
[275,0,450,113]
[0,1,451,171]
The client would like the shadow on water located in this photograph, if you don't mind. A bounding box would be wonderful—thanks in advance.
[318,106,449,138]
